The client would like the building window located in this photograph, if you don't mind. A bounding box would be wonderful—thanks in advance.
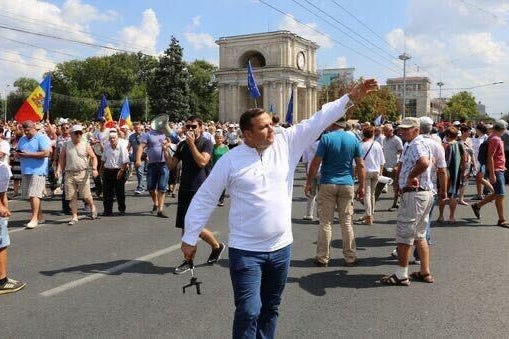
[406,99,417,117]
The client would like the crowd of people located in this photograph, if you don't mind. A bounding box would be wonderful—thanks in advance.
[1,79,508,338]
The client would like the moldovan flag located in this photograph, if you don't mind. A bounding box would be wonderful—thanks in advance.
[119,98,132,127]
[97,94,114,127]
[14,74,51,123]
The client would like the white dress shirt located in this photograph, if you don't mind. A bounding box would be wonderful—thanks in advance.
[183,95,352,251]
[102,142,129,169]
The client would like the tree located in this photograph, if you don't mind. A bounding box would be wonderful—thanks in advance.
[352,86,399,123]
[318,77,399,123]
[148,36,190,121]
[188,60,218,121]
[13,77,39,94]
[443,91,478,122]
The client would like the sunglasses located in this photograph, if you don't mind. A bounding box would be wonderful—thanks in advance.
[186,125,199,130]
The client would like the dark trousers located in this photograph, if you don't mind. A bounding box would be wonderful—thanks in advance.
[102,169,126,214]
[94,156,103,196]
[61,172,70,213]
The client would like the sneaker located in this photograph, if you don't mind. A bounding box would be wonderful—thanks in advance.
[303,215,314,221]
[207,242,226,264]
[471,203,481,219]
[151,205,157,214]
[391,248,398,258]
[174,261,192,275]
[412,258,421,265]
[0,278,26,295]
[24,221,39,229]
[217,202,224,207]
[68,218,79,226]
[134,189,143,195]
[90,211,98,220]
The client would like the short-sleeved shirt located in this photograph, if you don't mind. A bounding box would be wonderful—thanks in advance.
[212,144,228,166]
[316,130,362,186]
[18,133,51,175]
[399,135,433,191]
[175,136,213,191]
[382,135,403,169]
[488,135,505,172]
[102,142,130,169]
[140,131,166,163]
[128,132,144,156]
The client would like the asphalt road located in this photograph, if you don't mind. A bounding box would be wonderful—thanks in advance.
[2,165,509,338]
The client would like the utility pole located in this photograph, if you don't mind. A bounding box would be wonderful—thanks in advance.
[399,53,411,119]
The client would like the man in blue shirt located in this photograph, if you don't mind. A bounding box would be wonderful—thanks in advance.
[16,120,51,229]
[305,118,366,267]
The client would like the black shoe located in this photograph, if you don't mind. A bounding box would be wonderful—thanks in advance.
[101,212,113,217]
[314,259,328,267]
[157,211,169,218]
[471,203,481,219]
[151,205,157,214]
[207,243,226,264]
[117,211,126,216]
[174,261,192,275]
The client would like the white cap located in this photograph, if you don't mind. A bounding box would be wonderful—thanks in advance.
[453,121,461,126]
[419,116,433,126]
[71,125,83,133]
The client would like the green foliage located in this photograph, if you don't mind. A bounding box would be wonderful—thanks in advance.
[50,52,157,121]
[443,91,478,122]
[148,36,190,121]
[188,60,218,121]
[13,77,39,94]
[318,78,399,123]
[352,86,399,122]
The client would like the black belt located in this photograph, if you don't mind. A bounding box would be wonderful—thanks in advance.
[401,187,428,193]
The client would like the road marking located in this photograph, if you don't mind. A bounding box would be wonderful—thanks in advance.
[8,216,90,234]
[40,233,218,297]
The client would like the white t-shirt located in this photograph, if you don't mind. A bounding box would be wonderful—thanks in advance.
[362,140,385,173]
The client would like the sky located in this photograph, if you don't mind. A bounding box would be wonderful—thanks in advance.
[0,0,508,117]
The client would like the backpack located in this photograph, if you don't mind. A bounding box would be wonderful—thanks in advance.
[477,137,489,166]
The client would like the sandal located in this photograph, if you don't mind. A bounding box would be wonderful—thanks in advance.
[410,271,434,283]
[68,218,79,226]
[380,274,410,286]
[497,220,509,228]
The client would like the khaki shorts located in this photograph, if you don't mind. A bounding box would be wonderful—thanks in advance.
[396,190,434,245]
[22,174,46,199]
[64,170,92,200]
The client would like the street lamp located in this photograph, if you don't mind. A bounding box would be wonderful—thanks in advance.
[399,53,411,118]
[436,81,444,121]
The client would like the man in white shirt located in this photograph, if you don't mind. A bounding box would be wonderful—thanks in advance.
[181,79,378,338]
[381,117,435,286]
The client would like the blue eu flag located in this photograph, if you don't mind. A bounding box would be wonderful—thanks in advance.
[286,88,294,125]
[247,60,261,99]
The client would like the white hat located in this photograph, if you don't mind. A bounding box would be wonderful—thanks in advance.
[453,121,461,126]
[399,117,420,129]
[71,125,83,133]
[419,116,433,126]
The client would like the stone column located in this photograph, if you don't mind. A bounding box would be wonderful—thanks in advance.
[290,82,298,124]
[263,81,270,112]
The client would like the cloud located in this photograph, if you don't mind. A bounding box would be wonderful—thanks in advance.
[335,57,348,68]
[278,15,333,48]
[118,9,160,55]
[184,32,216,50]
[62,0,118,24]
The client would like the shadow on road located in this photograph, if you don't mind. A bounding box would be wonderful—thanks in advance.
[40,260,174,276]
[287,270,383,295]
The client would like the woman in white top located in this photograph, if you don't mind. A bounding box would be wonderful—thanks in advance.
[359,125,385,224]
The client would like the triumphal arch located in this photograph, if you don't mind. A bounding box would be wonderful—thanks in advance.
[215,31,319,123]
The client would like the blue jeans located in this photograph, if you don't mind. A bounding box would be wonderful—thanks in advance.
[229,244,291,339]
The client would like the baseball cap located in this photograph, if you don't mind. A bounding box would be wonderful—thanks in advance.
[399,117,420,129]
[453,121,461,126]
[493,119,508,130]
[71,125,83,133]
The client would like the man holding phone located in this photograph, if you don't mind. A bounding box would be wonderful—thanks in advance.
[164,116,224,274]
